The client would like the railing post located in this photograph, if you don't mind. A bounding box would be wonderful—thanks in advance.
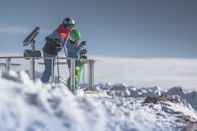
[31,42,36,81]
[70,58,76,91]
[51,57,55,83]
[5,58,11,73]
[56,57,60,83]
[88,59,95,90]
[82,65,85,84]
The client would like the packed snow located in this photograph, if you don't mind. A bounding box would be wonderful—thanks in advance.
[0,71,197,131]
[0,56,197,130]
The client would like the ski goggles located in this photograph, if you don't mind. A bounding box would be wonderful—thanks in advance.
[66,24,75,28]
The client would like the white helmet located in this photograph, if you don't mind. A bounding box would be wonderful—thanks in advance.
[63,17,75,27]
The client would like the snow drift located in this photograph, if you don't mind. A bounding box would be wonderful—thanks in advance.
[0,71,197,131]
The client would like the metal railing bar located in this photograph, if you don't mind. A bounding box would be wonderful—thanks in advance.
[38,62,67,65]
[0,56,96,90]
[0,63,21,66]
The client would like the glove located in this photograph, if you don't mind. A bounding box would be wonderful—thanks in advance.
[80,41,87,46]
[80,48,88,55]
[55,43,62,52]
[80,55,87,59]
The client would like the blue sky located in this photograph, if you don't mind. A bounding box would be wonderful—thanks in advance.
[0,0,197,58]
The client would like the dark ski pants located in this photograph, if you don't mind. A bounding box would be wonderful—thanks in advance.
[41,52,56,83]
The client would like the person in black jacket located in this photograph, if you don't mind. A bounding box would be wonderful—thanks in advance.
[41,17,75,83]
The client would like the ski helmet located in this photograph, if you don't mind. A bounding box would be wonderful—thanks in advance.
[63,17,75,27]
[70,29,81,42]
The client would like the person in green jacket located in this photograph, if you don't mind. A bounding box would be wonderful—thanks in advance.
[66,29,87,92]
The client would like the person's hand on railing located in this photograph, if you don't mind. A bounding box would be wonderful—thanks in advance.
[80,48,87,54]
[55,43,62,52]
[80,41,87,46]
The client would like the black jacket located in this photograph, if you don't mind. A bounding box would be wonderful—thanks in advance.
[42,38,61,55]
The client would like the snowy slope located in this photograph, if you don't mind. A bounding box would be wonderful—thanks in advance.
[0,71,197,131]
